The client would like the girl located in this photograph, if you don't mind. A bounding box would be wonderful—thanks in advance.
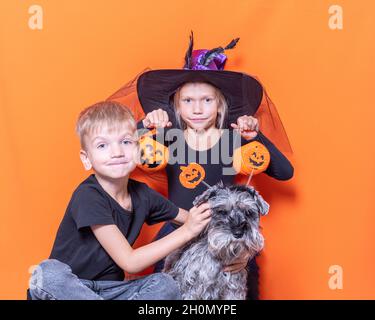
[135,35,294,299]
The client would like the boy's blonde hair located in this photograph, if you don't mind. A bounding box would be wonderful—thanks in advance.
[76,101,137,149]
[173,82,228,130]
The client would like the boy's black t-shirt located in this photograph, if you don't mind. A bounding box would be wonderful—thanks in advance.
[49,174,179,281]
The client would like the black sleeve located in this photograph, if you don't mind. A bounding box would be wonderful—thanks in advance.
[71,187,115,230]
[144,186,179,225]
[242,131,294,181]
[136,120,151,138]
[136,120,177,148]
[137,120,145,130]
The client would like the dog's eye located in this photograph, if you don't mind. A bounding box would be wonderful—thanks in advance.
[215,209,227,215]
[240,221,247,228]
[246,209,258,217]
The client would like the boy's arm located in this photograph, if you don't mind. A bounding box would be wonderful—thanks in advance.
[91,224,191,274]
[171,208,189,225]
[91,203,211,274]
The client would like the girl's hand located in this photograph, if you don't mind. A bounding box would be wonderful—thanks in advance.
[142,108,172,129]
[223,252,251,273]
[231,115,259,140]
[183,203,212,238]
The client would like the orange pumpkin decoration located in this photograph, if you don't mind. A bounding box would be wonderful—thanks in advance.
[179,163,206,189]
[233,141,270,176]
[137,135,169,172]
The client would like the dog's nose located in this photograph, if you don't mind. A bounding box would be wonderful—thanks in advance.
[233,230,244,239]
[229,217,246,239]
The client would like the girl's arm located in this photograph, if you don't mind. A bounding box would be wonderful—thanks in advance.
[251,131,294,180]
[136,109,175,148]
[232,115,294,181]
[91,203,211,274]
[138,109,173,130]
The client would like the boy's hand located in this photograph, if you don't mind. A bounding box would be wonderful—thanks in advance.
[231,115,259,140]
[142,109,172,129]
[183,203,212,238]
[223,252,251,273]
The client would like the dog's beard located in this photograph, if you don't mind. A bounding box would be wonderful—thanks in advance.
[247,220,265,255]
[207,225,264,265]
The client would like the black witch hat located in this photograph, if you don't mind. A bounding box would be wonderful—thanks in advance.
[136,32,264,128]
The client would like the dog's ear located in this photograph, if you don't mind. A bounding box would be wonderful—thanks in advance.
[193,182,224,207]
[233,185,270,216]
[253,190,270,216]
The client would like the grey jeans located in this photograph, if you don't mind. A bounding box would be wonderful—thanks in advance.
[29,259,182,300]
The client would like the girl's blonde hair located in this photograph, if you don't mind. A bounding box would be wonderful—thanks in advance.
[173,82,228,130]
[76,101,136,149]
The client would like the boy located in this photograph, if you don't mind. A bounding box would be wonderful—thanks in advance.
[28,101,211,300]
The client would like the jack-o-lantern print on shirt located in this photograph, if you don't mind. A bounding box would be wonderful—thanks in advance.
[179,162,206,189]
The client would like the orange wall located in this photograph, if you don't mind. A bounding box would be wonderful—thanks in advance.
[1,0,374,299]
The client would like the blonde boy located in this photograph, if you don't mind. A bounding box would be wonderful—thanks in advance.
[28,101,211,300]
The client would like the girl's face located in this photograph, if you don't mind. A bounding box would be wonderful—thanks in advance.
[177,82,220,131]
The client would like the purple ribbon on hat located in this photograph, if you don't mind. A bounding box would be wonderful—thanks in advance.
[183,32,239,71]
[190,49,227,71]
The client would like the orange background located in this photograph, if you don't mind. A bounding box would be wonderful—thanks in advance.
[1,0,374,299]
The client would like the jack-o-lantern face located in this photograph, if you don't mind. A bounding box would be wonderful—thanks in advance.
[138,135,169,172]
[179,163,206,189]
[233,141,270,175]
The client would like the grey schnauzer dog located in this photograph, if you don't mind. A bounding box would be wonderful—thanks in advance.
[163,183,269,300]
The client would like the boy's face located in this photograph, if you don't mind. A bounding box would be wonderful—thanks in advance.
[80,124,139,180]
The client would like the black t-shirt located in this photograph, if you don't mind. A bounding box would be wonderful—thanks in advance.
[165,129,237,210]
[49,174,179,281]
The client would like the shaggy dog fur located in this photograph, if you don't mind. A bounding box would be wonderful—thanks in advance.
[163,183,269,300]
